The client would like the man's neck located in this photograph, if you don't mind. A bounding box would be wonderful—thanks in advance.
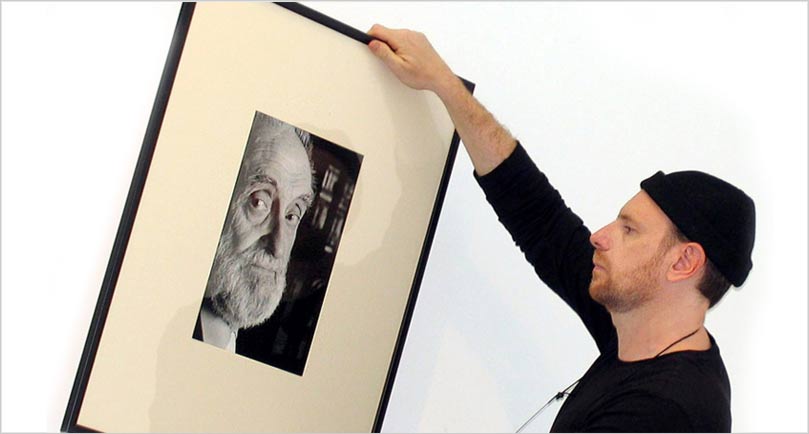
[611,300,710,362]
[199,302,238,352]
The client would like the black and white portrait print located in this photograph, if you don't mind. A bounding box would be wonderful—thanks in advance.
[193,111,362,376]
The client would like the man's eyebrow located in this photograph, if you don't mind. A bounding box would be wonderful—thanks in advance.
[299,192,314,208]
[249,173,315,208]
[618,212,642,228]
[248,174,276,187]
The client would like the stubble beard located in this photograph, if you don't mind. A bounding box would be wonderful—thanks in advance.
[589,252,663,314]
[206,225,287,330]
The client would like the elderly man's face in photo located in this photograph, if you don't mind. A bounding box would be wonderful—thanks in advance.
[207,122,314,330]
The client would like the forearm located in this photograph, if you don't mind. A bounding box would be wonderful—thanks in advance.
[435,76,517,176]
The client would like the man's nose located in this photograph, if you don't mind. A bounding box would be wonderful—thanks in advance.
[590,224,611,251]
[259,201,287,257]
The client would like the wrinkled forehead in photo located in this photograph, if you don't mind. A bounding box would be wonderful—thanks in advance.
[244,113,312,169]
[233,113,316,206]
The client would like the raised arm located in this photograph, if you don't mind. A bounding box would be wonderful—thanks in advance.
[367,24,516,176]
[367,25,616,351]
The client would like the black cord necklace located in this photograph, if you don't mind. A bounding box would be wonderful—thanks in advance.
[515,327,703,433]
[653,327,702,358]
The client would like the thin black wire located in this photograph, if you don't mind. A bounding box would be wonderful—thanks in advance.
[514,327,702,433]
[515,377,581,433]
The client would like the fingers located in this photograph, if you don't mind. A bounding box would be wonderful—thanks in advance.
[368,23,401,51]
[367,24,443,91]
[368,39,403,72]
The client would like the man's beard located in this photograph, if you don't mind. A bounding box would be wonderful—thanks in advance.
[206,227,287,330]
[589,250,664,314]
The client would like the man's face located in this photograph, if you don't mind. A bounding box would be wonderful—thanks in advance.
[589,191,676,313]
[207,125,314,329]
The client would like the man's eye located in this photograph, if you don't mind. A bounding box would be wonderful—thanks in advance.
[285,213,301,224]
[623,225,633,234]
[248,191,271,211]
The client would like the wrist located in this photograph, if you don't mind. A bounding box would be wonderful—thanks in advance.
[433,73,465,104]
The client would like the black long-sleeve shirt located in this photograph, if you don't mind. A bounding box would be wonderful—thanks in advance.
[474,143,731,432]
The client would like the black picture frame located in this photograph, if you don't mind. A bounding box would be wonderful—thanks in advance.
[62,3,474,432]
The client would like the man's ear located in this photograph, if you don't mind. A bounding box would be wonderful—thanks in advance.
[668,242,707,283]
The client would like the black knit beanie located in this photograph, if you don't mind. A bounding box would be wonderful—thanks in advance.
[640,171,756,287]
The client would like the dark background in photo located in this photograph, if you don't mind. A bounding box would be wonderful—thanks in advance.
[236,132,363,375]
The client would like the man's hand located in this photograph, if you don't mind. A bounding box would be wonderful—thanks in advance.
[367,24,457,97]
[367,24,517,176]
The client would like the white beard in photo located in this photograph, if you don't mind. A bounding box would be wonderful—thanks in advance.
[206,221,288,330]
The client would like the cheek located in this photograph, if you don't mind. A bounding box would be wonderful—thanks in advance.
[281,225,299,253]
[229,209,261,252]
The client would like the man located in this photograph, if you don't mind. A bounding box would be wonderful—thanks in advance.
[366,25,755,432]
[194,113,315,352]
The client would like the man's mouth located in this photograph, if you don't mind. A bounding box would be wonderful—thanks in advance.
[250,262,282,274]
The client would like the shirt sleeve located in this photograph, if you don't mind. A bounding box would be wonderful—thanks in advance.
[474,142,616,353]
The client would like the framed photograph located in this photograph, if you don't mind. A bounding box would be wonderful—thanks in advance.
[62,2,473,432]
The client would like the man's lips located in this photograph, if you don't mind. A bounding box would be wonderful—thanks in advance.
[250,263,282,273]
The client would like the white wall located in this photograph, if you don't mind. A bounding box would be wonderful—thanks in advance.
[2,2,806,432]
